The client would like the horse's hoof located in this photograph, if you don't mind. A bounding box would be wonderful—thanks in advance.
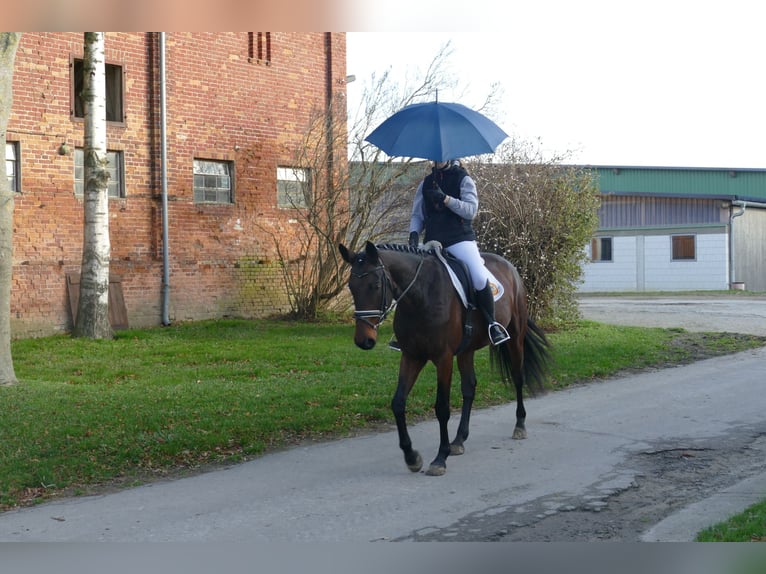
[450,443,465,456]
[425,464,446,476]
[512,427,527,440]
[406,451,423,473]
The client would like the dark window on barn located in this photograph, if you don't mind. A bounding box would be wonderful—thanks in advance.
[72,58,125,123]
[5,142,20,192]
[671,235,696,261]
[194,159,234,204]
[74,148,124,198]
[590,237,613,262]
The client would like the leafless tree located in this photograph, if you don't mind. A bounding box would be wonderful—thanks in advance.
[263,42,494,319]
[0,32,20,385]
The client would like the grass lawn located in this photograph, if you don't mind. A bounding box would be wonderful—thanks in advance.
[2,318,765,516]
[696,499,766,542]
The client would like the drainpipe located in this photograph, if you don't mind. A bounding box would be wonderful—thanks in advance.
[729,200,746,287]
[159,32,171,325]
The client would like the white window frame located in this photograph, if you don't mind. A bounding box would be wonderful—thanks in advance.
[277,166,311,208]
[193,159,234,204]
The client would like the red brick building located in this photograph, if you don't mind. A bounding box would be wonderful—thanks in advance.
[6,32,347,337]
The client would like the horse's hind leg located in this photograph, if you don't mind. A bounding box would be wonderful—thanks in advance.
[508,338,527,440]
[450,351,477,456]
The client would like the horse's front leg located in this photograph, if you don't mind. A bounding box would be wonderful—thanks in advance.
[391,356,426,472]
[426,355,454,476]
[450,351,476,456]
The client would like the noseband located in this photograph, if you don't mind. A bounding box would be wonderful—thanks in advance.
[352,256,424,330]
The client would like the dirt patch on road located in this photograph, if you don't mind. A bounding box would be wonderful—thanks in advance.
[397,423,766,542]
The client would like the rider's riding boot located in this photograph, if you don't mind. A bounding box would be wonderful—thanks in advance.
[476,282,511,346]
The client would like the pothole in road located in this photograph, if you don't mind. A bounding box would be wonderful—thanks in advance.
[396,424,766,542]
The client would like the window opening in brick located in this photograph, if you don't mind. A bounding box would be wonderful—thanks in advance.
[75,148,124,198]
[671,234,696,261]
[5,142,19,192]
[194,159,233,204]
[258,32,271,62]
[277,166,310,208]
[72,59,124,123]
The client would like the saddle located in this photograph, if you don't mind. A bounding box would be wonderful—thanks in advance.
[423,241,504,307]
[424,241,505,354]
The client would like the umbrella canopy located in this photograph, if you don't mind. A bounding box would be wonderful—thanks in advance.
[365,101,508,162]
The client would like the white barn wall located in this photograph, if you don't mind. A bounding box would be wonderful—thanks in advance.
[580,236,637,292]
[579,232,729,292]
[643,233,728,291]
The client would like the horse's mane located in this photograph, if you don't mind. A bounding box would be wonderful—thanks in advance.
[375,242,440,257]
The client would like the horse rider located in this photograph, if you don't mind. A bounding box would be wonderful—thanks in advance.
[390,159,511,350]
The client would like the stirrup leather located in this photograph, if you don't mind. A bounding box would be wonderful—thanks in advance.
[488,322,511,346]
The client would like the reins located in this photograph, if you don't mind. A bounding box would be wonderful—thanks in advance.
[352,253,425,330]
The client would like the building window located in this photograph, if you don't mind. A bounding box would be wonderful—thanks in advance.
[75,148,124,198]
[590,236,613,262]
[72,58,125,123]
[671,235,696,261]
[248,32,272,63]
[5,142,19,192]
[277,166,310,208]
[194,159,233,204]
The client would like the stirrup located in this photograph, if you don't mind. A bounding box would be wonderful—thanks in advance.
[488,323,511,346]
[388,339,402,351]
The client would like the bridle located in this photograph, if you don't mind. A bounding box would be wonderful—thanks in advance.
[351,255,424,331]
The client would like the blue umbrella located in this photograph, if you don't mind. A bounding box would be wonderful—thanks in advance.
[365,101,508,162]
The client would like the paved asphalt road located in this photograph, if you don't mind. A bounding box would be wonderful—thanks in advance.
[578,294,766,337]
[1,296,765,543]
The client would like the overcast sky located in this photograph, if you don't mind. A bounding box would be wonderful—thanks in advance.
[345,1,764,169]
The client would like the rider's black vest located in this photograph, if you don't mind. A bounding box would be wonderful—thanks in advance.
[422,165,476,248]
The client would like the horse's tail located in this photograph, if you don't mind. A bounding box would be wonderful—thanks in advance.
[490,317,552,397]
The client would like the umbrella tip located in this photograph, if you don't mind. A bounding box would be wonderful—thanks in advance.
[435,89,438,103]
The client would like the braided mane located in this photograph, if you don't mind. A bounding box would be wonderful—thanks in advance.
[375,243,440,257]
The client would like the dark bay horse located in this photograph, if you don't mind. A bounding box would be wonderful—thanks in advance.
[339,241,551,476]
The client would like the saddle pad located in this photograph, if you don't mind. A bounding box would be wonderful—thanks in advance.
[432,246,504,308]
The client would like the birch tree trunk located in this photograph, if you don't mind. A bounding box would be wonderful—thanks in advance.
[74,32,112,339]
[0,32,21,386]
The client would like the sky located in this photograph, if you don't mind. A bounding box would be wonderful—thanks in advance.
[345,1,765,169]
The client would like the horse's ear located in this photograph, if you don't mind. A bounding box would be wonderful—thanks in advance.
[338,243,352,264]
[365,241,379,265]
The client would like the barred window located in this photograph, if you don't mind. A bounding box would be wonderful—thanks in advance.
[194,159,233,204]
[277,166,310,208]
[74,148,124,198]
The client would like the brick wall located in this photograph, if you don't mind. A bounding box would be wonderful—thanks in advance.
[8,32,347,337]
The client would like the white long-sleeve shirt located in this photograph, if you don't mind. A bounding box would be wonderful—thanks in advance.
[409,174,479,234]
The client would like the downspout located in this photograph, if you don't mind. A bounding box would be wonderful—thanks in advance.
[324,33,334,192]
[729,200,746,287]
[159,32,171,325]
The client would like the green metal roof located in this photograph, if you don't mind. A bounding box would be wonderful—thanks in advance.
[592,165,766,203]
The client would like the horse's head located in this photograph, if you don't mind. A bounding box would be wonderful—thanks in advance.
[339,241,393,350]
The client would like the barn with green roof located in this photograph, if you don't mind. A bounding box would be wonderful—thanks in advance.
[579,166,766,292]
